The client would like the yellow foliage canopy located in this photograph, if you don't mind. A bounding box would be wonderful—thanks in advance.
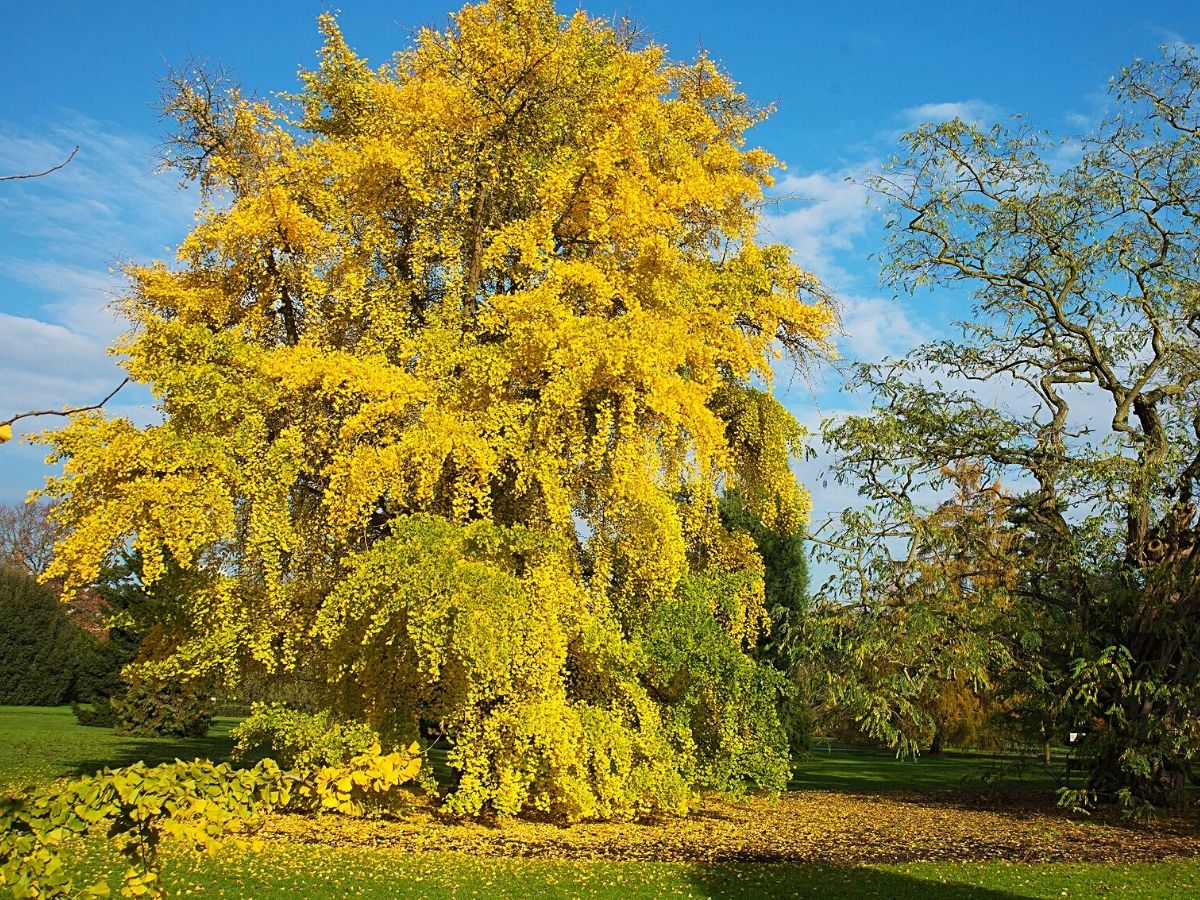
[37,0,833,819]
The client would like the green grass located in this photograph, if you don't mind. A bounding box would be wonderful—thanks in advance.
[112,846,1200,898]
[789,747,1064,793]
[5,708,1198,899]
[0,705,239,789]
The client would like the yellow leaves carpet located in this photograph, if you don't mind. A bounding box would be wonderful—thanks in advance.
[257,791,1200,865]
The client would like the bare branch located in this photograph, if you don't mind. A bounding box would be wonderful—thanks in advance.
[1,378,130,435]
[0,146,79,182]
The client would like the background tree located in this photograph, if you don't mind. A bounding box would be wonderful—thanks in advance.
[34,0,833,820]
[810,462,1024,755]
[0,501,115,706]
[72,551,214,736]
[0,500,60,576]
[820,45,1200,810]
[720,488,815,751]
[0,564,95,706]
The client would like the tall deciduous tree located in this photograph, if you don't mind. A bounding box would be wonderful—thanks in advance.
[821,46,1200,810]
[35,0,832,819]
[0,501,60,577]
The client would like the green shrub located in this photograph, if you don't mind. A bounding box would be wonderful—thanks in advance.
[70,698,118,728]
[232,703,378,769]
[0,749,423,897]
[111,675,214,738]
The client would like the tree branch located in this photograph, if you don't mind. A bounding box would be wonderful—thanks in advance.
[0,378,130,438]
[0,146,79,182]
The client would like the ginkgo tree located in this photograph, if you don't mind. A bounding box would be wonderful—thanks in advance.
[36,0,833,819]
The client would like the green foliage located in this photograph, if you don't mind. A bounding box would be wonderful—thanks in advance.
[0,744,424,898]
[80,554,154,711]
[111,675,214,739]
[0,757,289,898]
[719,490,811,654]
[719,490,814,752]
[72,552,219,738]
[72,697,118,728]
[0,565,95,706]
[642,576,792,792]
[819,45,1200,810]
[232,703,377,769]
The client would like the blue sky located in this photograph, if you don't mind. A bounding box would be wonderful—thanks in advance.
[2,0,1198,530]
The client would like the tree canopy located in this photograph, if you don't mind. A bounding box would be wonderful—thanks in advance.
[818,45,1200,810]
[35,0,832,819]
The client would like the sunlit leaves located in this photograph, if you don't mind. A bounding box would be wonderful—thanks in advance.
[34,0,832,819]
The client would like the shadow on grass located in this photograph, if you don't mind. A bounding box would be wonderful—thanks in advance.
[685,861,1028,899]
[60,721,241,778]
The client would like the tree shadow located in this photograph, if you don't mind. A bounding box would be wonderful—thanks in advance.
[62,731,240,777]
[684,861,1030,899]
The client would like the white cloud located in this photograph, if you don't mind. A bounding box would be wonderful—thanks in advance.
[0,260,126,338]
[0,311,113,400]
[761,165,878,290]
[898,99,998,129]
[835,293,930,363]
[0,117,187,499]
[1141,25,1192,51]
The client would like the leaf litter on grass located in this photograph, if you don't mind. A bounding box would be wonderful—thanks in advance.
[254,789,1200,866]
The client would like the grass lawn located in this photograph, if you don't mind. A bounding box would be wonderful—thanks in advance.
[0,705,239,789]
[5,707,1198,899]
[789,746,1065,793]
[111,845,1200,898]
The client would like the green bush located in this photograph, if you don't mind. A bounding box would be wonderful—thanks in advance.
[0,565,95,705]
[0,757,290,898]
[70,698,118,728]
[0,749,423,897]
[111,675,214,738]
[232,703,378,769]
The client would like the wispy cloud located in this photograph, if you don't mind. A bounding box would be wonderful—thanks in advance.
[835,293,929,363]
[761,165,878,290]
[1141,24,1192,51]
[0,116,186,498]
[898,99,998,129]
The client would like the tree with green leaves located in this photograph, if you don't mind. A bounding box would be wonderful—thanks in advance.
[720,489,814,751]
[819,46,1200,811]
[72,551,215,736]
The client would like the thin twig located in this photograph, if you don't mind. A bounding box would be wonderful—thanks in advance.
[0,146,79,182]
[2,378,130,429]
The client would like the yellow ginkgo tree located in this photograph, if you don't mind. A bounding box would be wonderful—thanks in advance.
[36,0,833,819]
